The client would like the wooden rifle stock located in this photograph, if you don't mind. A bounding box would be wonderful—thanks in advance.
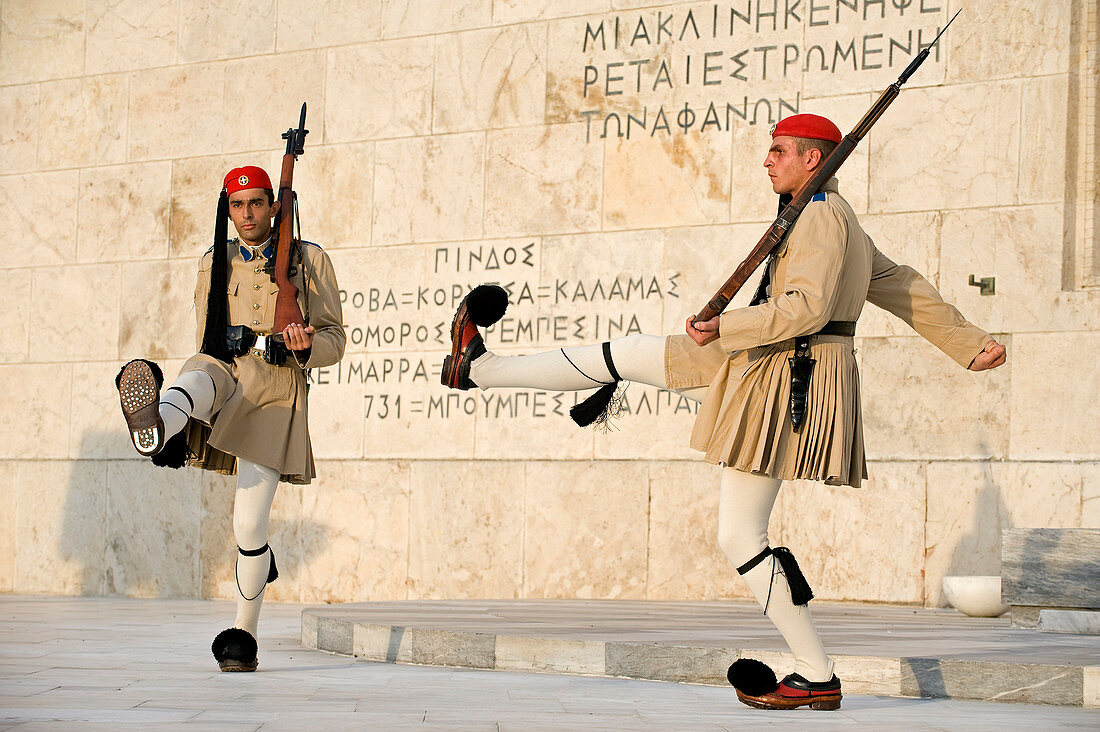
[693,9,961,324]
[272,103,309,339]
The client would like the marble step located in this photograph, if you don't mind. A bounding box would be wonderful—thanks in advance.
[1039,609,1100,635]
[301,600,1100,708]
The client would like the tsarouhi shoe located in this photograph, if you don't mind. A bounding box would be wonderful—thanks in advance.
[728,659,842,711]
[211,628,258,672]
[115,359,165,456]
[441,285,508,390]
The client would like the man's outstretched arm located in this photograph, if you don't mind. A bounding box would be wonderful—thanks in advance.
[867,244,1005,371]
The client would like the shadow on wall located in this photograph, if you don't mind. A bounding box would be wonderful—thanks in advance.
[940,440,1010,587]
[60,430,327,600]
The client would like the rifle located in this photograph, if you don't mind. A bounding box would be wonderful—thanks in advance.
[269,102,310,341]
[693,8,961,324]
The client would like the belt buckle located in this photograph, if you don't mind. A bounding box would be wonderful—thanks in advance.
[251,333,268,358]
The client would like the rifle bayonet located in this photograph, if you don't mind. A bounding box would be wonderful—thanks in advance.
[282,102,309,158]
[898,8,961,84]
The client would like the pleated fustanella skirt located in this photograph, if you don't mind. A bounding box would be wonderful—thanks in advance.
[689,334,866,488]
[180,352,316,485]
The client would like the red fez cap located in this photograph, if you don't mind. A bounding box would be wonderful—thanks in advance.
[771,114,842,144]
[223,166,273,195]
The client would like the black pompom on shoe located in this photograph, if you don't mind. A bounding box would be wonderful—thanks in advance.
[211,628,258,672]
[465,284,509,327]
[727,658,779,696]
[151,431,190,469]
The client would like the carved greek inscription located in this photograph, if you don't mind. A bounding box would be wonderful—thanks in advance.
[309,241,692,428]
[574,1,947,141]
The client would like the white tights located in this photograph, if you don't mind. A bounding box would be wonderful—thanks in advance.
[470,333,670,391]
[717,468,834,682]
[158,368,280,639]
[232,460,280,637]
[470,335,834,681]
[159,369,219,433]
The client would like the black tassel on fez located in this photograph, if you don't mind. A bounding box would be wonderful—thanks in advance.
[772,546,814,606]
[201,191,233,364]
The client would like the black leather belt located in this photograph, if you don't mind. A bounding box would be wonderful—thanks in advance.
[225,325,290,365]
[813,320,856,337]
[789,321,857,430]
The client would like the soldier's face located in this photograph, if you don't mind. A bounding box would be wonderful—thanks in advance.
[763,136,814,196]
[228,188,279,245]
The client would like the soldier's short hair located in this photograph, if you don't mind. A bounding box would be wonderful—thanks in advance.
[794,137,838,161]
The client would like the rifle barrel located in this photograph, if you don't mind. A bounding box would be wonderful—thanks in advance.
[692,8,962,324]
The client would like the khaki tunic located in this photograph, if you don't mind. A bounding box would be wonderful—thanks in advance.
[666,178,991,488]
[181,239,346,485]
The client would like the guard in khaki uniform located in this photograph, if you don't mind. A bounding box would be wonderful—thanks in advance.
[442,115,1006,710]
[115,166,345,672]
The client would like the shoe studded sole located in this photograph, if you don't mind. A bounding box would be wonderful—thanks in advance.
[117,361,164,456]
[218,659,258,672]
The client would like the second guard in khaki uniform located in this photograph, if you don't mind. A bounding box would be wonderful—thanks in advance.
[115,166,346,672]
[441,114,1006,710]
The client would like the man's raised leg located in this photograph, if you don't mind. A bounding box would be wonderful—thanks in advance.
[116,359,223,457]
[470,334,669,392]
[442,285,670,393]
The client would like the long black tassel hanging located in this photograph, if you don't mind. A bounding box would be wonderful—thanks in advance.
[200,191,233,364]
[771,546,814,606]
[569,342,626,428]
[569,381,624,428]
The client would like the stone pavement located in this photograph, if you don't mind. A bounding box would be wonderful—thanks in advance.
[1,597,1098,731]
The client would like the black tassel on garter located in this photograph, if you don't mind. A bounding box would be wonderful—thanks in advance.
[772,546,814,606]
[569,382,624,428]
[569,341,625,428]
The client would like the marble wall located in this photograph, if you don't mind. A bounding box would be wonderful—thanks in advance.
[1,0,1096,608]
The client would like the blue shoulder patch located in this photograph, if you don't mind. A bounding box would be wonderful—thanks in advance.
[204,238,236,255]
[300,239,322,249]
[811,192,827,203]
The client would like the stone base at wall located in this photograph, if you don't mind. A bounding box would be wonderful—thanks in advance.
[302,599,1100,708]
